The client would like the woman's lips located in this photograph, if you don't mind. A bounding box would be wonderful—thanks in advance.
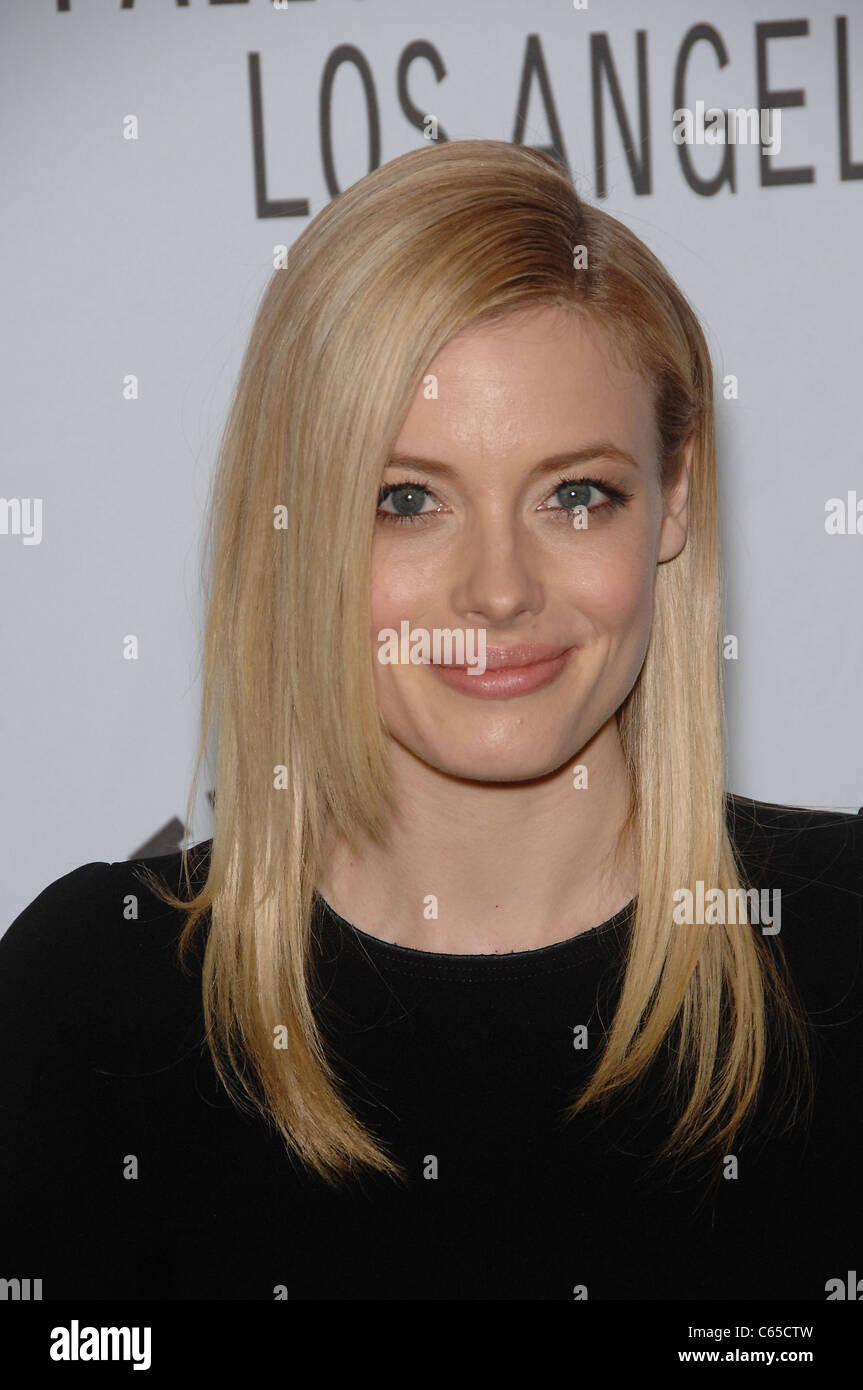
[430,644,574,700]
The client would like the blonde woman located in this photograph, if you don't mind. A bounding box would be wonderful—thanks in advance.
[2,140,860,1302]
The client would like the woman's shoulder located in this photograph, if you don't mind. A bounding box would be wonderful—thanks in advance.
[725,791,863,883]
[0,844,212,1083]
[725,792,863,1020]
[726,791,863,831]
[0,842,210,971]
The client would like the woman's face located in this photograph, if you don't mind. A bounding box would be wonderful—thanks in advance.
[370,305,690,783]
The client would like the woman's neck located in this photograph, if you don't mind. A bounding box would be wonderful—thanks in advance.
[316,717,639,955]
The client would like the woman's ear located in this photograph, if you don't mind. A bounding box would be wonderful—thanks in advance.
[657,432,694,563]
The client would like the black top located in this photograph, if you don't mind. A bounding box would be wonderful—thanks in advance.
[1,795,861,1301]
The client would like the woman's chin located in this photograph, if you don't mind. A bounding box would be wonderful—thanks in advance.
[401,739,578,786]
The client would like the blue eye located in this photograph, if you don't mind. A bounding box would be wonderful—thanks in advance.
[554,480,594,509]
[377,482,438,525]
[544,476,633,516]
[379,484,428,514]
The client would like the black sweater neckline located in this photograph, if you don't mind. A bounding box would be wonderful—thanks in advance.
[313,892,636,980]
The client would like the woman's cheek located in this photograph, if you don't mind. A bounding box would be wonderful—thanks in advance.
[558,527,655,632]
[370,539,445,631]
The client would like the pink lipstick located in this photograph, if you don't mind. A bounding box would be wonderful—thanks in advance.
[431,642,573,700]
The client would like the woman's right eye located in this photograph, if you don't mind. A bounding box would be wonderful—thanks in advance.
[376,482,439,524]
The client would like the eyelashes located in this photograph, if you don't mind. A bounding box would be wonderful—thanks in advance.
[376,474,634,527]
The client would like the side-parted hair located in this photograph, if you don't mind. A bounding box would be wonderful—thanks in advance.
[140,139,812,1188]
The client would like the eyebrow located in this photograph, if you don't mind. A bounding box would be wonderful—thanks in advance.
[386,443,640,477]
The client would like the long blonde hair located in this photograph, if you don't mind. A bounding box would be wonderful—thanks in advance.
[140,139,812,1188]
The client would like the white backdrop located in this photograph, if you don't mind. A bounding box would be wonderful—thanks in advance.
[2,0,861,932]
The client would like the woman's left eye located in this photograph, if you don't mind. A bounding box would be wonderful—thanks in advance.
[541,476,633,516]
